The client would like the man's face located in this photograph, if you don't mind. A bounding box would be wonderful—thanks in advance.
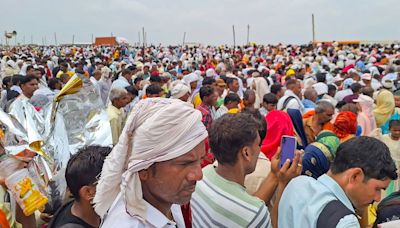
[21,79,39,98]
[143,66,150,74]
[266,103,277,112]
[394,96,400,108]
[346,172,390,210]
[115,93,130,108]
[180,92,191,102]
[293,82,302,98]
[34,70,42,79]
[229,80,239,92]
[390,125,400,139]
[139,142,205,205]
[318,108,335,124]
[277,89,285,99]
[27,68,35,76]
[245,133,261,174]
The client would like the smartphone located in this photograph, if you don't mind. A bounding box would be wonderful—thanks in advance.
[279,135,297,167]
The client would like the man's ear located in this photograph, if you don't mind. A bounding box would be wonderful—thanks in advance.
[138,169,149,181]
[240,146,251,162]
[348,167,364,185]
[79,185,96,201]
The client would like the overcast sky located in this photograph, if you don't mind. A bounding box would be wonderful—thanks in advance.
[1,0,399,45]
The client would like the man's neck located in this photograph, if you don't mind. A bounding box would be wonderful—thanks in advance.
[71,201,100,227]
[142,194,173,220]
[215,163,246,186]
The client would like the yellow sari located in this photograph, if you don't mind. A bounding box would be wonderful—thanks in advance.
[374,90,395,127]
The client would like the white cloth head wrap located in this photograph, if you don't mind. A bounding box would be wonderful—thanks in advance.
[171,82,191,99]
[94,98,207,220]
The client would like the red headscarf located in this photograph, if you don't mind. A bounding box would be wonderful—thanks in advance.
[333,111,357,140]
[261,110,294,159]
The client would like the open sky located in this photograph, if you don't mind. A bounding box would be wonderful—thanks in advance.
[1,0,399,45]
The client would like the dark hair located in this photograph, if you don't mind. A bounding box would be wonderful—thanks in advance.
[270,83,283,95]
[241,108,267,142]
[226,77,238,86]
[121,69,132,76]
[26,65,35,73]
[328,84,337,93]
[2,76,12,88]
[330,137,397,181]
[146,84,162,95]
[350,82,362,93]
[48,78,60,90]
[202,77,216,86]
[224,93,240,105]
[125,85,139,97]
[209,113,260,165]
[316,72,327,83]
[263,93,278,104]
[389,120,400,129]
[20,75,38,86]
[65,146,111,200]
[149,75,162,83]
[199,86,214,100]
[134,76,143,85]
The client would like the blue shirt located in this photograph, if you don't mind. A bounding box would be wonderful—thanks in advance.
[278,174,360,228]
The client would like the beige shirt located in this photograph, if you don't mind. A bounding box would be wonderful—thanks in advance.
[107,104,125,145]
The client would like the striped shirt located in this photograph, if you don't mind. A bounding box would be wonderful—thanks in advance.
[191,165,272,228]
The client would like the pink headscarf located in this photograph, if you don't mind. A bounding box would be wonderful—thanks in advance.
[261,110,294,159]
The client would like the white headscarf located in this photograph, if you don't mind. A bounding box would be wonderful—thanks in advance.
[94,98,207,220]
[171,81,191,99]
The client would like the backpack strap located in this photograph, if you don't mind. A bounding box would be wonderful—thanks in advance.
[280,96,296,111]
[317,200,356,228]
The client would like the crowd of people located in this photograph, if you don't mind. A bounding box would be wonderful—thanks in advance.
[0,42,400,227]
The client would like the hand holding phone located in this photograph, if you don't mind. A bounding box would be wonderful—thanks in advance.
[279,135,297,168]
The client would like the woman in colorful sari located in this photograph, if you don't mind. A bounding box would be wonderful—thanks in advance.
[333,111,358,142]
[261,110,294,159]
[302,130,340,179]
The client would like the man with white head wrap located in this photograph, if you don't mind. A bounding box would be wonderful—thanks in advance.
[170,81,191,102]
[95,98,208,227]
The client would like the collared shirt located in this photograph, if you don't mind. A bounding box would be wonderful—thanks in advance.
[197,102,213,130]
[277,90,305,113]
[278,174,360,228]
[101,194,185,228]
[107,104,125,145]
[191,165,272,228]
[111,76,131,90]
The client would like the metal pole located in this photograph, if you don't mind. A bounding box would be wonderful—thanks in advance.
[182,32,186,46]
[72,34,75,45]
[138,32,141,47]
[312,14,316,43]
[91,34,94,44]
[246,24,250,45]
[232,25,236,47]
[54,32,58,46]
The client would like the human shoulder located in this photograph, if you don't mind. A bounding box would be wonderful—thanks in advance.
[336,214,360,228]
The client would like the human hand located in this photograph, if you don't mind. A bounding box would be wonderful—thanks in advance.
[277,150,302,186]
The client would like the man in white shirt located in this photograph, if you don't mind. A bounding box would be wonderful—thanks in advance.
[111,68,132,90]
[277,79,305,113]
[94,98,208,228]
